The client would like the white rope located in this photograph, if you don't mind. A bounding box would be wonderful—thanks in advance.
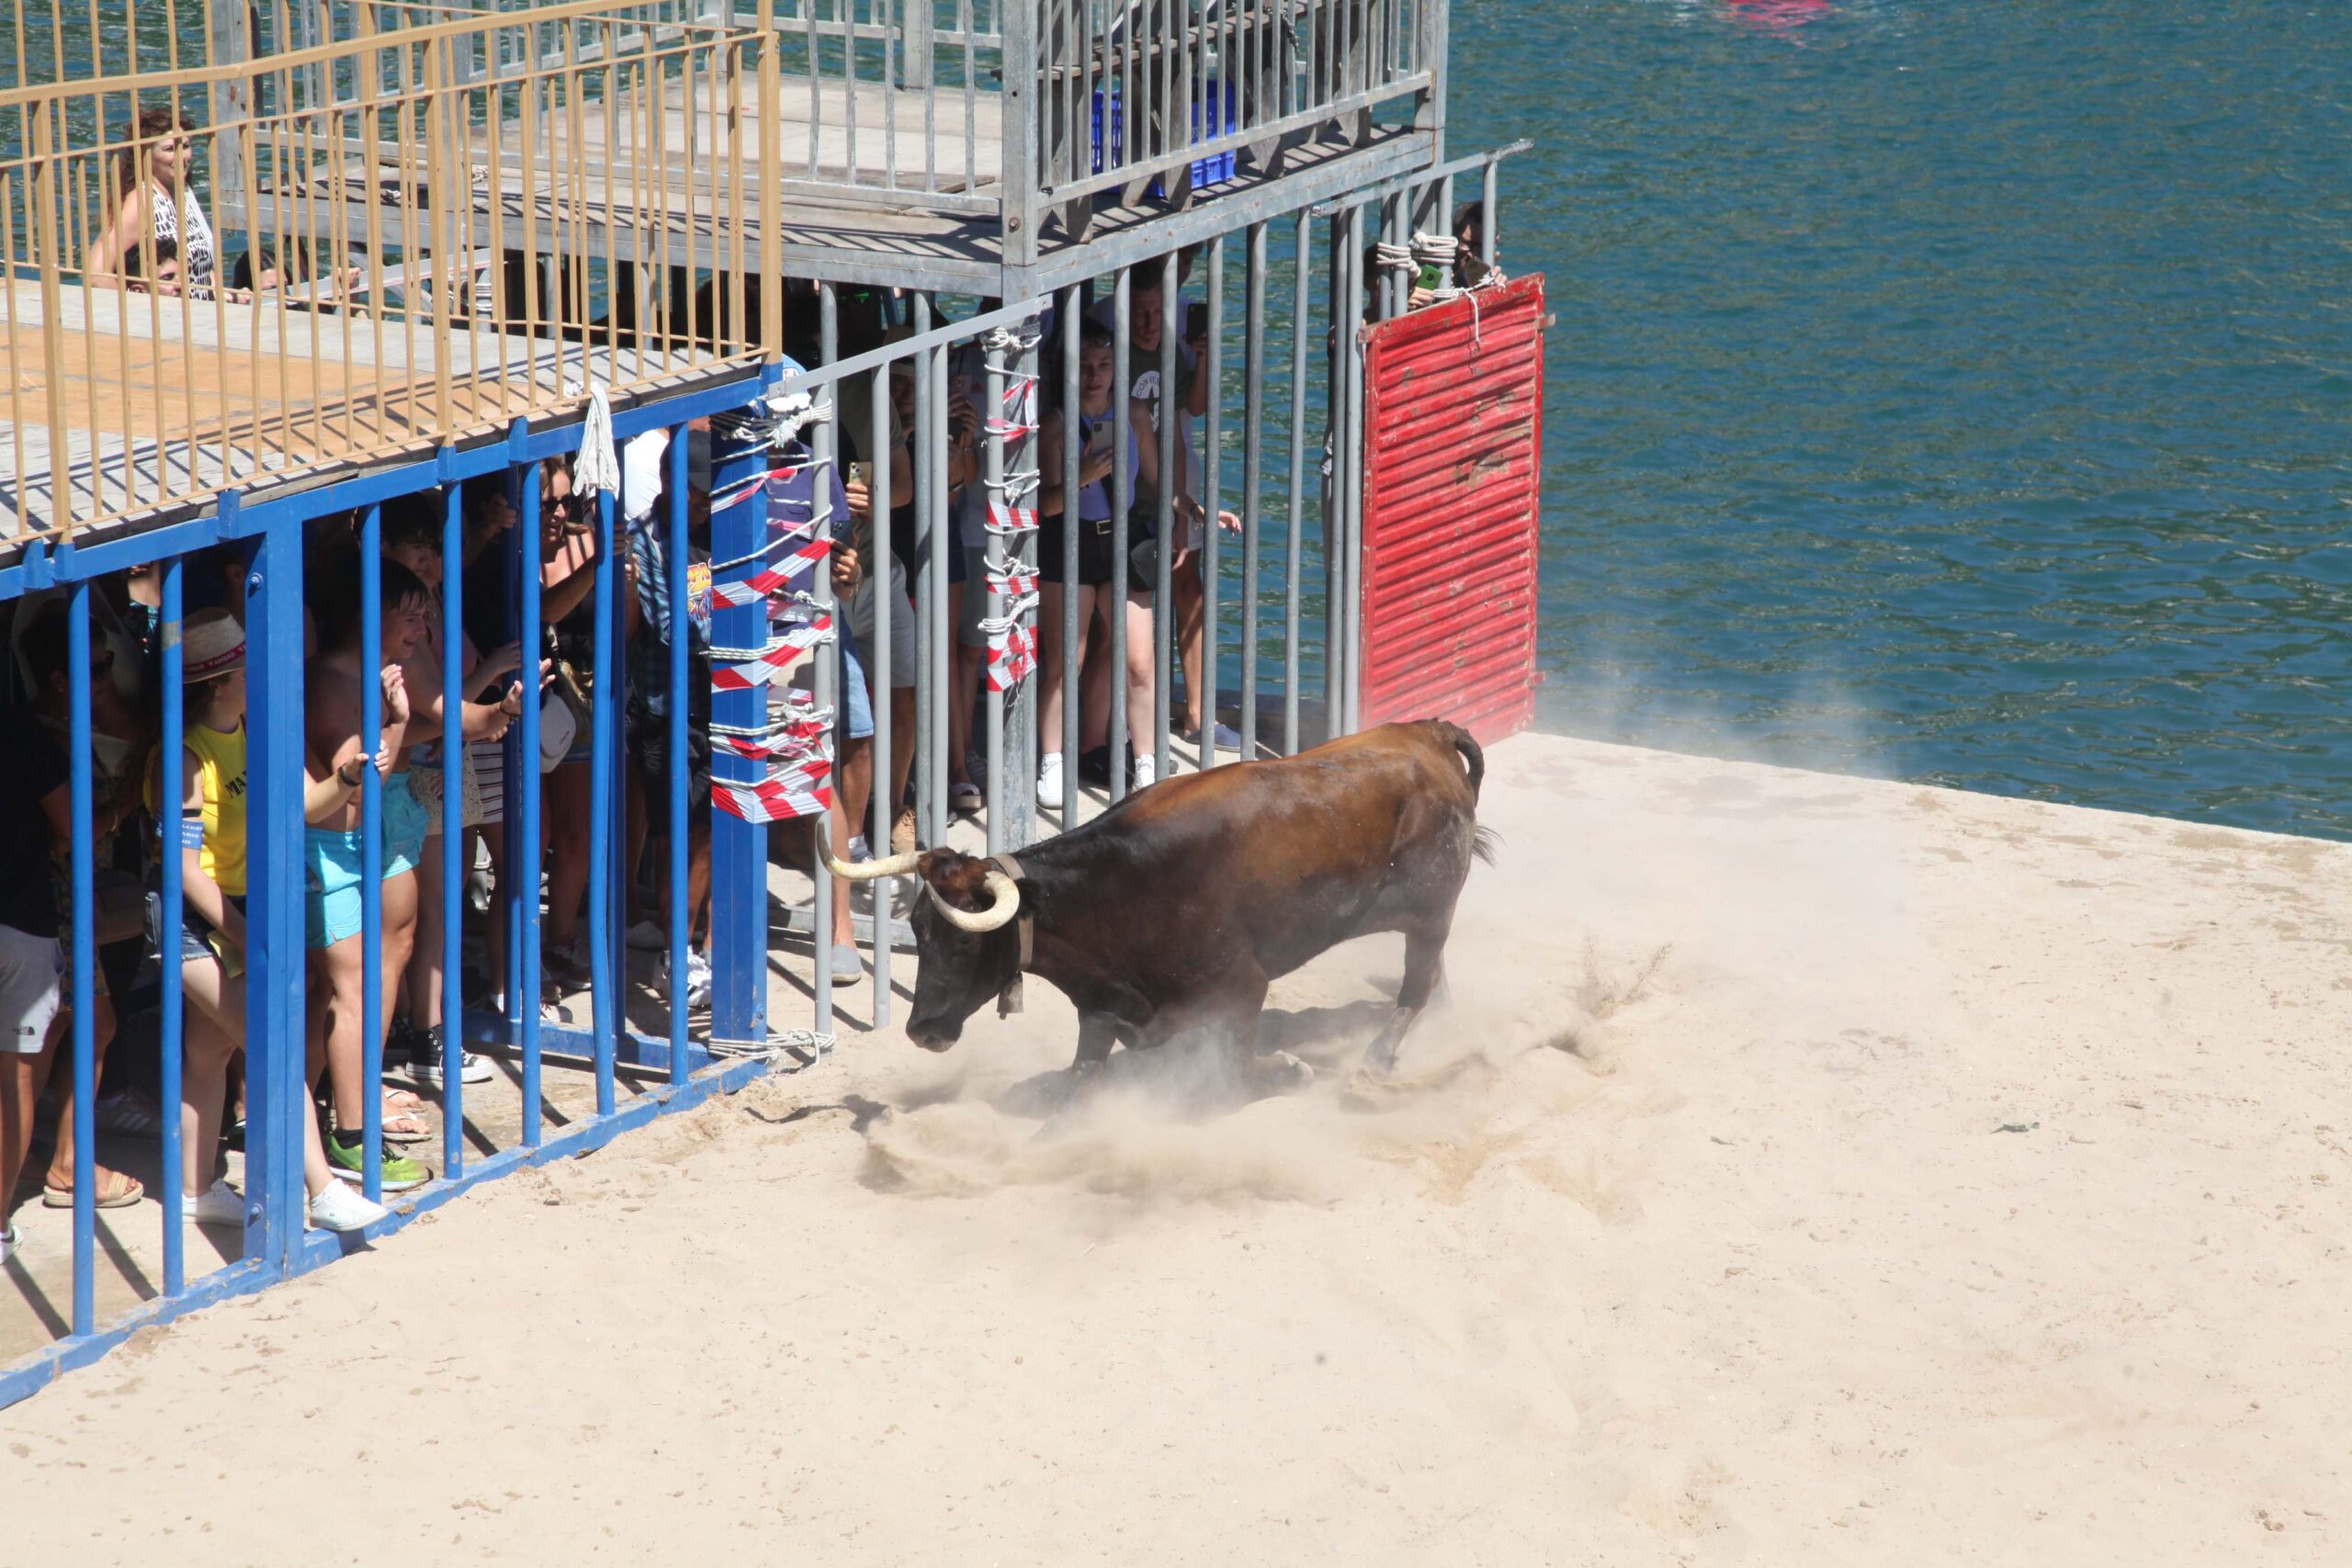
[707,1028,837,1062]
[759,389,835,449]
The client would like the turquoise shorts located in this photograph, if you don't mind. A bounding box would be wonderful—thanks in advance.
[383,770,430,877]
[304,773,426,949]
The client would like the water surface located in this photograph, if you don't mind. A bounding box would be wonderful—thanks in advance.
[1450,0,2352,837]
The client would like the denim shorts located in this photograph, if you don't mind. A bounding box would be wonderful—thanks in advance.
[838,623,875,742]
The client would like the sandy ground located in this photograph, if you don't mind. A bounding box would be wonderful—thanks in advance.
[5,730,2347,1565]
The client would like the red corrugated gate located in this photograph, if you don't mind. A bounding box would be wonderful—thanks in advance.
[1357,272,1545,746]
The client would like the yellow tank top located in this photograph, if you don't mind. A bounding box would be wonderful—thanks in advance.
[147,721,247,897]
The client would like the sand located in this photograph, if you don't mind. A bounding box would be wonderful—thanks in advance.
[5,730,2346,1564]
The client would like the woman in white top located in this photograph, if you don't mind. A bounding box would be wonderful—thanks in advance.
[85,108,261,299]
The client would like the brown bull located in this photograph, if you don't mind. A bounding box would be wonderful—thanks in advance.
[831,719,1493,1085]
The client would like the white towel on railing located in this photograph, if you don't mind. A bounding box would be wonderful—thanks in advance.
[573,383,621,499]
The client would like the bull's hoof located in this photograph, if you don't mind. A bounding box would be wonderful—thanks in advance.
[1250,1050,1316,1095]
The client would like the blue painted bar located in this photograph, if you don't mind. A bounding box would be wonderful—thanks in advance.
[65,584,96,1337]
[440,485,468,1179]
[665,426,692,1083]
[158,559,186,1296]
[359,507,386,1201]
[516,460,545,1145]
[711,411,773,1050]
[242,525,309,1273]
[589,489,618,1118]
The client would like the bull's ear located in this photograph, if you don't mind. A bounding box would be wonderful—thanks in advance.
[917,850,991,911]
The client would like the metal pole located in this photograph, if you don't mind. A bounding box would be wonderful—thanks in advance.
[931,337,952,850]
[983,333,1006,852]
[1202,235,1226,768]
[910,293,938,849]
[664,425,692,1077]
[1481,159,1498,273]
[358,505,385,1199]
[516,460,544,1140]
[1108,265,1132,801]
[1285,209,1308,756]
[1009,321,1041,849]
[812,282,838,1032]
[1058,282,1081,829]
[158,558,186,1294]
[1154,252,1177,783]
[65,583,96,1334]
[868,366,894,1022]
[1241,220,1266,763]
[243,525,309,1269]
[1342,201,1366,737]
[439,483,467,1179]
[588,487,617,1115]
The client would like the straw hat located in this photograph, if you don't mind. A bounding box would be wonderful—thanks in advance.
[182,607,244,681]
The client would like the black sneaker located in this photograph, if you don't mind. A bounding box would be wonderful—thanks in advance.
[1077,745,1138,791]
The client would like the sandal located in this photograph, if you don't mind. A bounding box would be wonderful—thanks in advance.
[381,1107,435,1145]
[42,1168,144,1210]
[949,780,983,814]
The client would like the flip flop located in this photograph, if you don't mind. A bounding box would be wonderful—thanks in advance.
[42,1169,144,1210]
[381,1109,435,1145]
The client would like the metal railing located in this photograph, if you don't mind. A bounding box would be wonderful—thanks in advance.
[2,1,786,540]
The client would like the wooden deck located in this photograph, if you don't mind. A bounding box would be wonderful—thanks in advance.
[0,278,736,539]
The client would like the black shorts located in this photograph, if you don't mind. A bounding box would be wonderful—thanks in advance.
[1040,513,1119,589]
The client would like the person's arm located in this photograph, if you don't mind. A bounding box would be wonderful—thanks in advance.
[84,191,157,289]
[1037,410,1115,519]
[461,640,523,704]
[177,749,243,950]
[540,527,600,624]
[1182,342,1210,419]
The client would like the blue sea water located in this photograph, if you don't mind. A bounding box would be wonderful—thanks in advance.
[1448,0,2352,838]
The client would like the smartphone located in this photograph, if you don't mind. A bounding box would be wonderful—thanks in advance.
[845,460,872,491]
[1185,300,1210,344]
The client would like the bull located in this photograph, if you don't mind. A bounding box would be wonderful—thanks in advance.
[828,719,1493,1087]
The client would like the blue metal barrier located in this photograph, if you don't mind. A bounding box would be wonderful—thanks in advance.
[1,370,786,1411]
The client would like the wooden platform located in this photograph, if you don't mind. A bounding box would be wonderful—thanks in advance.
[0,278,733,539]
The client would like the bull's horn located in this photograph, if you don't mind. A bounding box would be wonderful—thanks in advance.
[822,849,923,882]
[926,868,1021,932]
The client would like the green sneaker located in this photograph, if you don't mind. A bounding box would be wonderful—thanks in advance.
[326,1130,433,1193]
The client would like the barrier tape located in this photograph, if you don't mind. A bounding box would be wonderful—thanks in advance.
[986,500,1038,536]
[715,764,836,824]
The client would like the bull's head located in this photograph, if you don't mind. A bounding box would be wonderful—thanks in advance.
[826,847,1021,1052]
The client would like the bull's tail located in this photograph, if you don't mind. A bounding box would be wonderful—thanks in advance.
[1431,720,1497,865]
[1441,721,1486,802]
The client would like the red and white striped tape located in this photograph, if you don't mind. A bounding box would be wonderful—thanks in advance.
[708,615,833,691]
[709,537,831,609]
[986,500,1037,536]
[714,762,835,824]
[986,622,1038,692]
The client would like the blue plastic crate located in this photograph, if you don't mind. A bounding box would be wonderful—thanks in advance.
[1091,82,1239,197]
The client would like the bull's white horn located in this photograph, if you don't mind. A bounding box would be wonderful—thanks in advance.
[822,849,923,882]
[926,868,1021,932]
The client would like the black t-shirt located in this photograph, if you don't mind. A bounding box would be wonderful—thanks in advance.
[0,705,68,938]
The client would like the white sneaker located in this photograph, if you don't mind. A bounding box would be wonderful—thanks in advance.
[684,949,713,1010]
[849,834,871,863]
[182,1180,245,1227]
[1134,752,1158,789]
[0,1223,17,1266]
[1037,751,1065,810]
[308,1183,389,1234]
[625,919,667,952]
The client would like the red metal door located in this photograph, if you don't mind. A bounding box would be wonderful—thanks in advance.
[1357,273,1545,746]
